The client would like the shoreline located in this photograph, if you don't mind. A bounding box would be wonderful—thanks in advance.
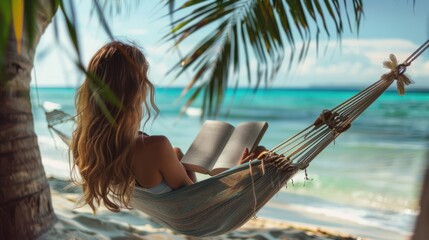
[42,177,411,240]
[257,187,414,240]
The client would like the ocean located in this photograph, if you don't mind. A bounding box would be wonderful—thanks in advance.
[31,87,429,238]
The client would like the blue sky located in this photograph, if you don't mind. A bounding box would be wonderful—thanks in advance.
[33,0,429,89]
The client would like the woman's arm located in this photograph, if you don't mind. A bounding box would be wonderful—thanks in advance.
[133,135,193,190]
[173,147,197,182]
[153,136,194,189]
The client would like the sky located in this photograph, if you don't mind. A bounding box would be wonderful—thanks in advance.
[32,0,429,89]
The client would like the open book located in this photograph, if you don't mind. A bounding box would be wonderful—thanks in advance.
[181,120,268,176]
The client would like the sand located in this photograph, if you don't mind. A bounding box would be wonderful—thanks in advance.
[39,178,364,240]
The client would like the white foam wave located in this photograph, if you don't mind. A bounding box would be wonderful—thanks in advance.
[267,197,416,235]
[43,101,62,111]
[184,107,202,117]
[37,134,70,179]
[42,155,70,179]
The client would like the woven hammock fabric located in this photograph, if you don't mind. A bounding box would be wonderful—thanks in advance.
[131,161,298,237]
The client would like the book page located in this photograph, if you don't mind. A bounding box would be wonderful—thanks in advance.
[210,121,268,175]
[181,120,235,174]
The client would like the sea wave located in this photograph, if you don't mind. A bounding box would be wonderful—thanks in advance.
[263,191,416,236]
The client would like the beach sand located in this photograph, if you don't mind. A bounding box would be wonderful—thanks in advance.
[40,178,362,240]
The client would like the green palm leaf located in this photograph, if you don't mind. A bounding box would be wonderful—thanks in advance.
[165,0,364,118]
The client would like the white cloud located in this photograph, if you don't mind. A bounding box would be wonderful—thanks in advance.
[278,38,429,88]
[406,59,429,78]
[343,39,418,65]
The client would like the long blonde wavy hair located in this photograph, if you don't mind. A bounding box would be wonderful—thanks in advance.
[70,41,158,213]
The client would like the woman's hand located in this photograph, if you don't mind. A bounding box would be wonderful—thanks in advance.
[239,146,268,164]
[173,147,184,160]
[239,148,255,164]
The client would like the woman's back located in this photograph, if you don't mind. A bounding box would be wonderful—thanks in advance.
[132,135,194,191]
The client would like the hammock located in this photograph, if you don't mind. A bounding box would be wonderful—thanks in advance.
[45,40,428,237]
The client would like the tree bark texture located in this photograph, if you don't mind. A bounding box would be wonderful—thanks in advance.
[412,162,429,240]
[0,1,57,239]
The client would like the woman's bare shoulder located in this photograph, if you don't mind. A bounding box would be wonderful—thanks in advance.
[132,135,169,170]
[136,135,170,149]
[134,135,172,159]
[132,135,169,187]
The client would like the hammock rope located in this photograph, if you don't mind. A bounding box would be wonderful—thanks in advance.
[43,39,429,237]
[404,39,429,66]
[264,40,427,170]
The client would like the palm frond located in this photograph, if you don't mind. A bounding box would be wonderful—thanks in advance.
[0,0,42,83]
[11,0,24,53]
[0,0,12,83]
[55,0,140,125]
[165,0,364,118]
[59,1,83,64]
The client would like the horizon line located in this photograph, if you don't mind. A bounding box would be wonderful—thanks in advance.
[29,85,429,93]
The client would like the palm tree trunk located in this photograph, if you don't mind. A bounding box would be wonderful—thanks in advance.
[412,162,429,240]
[0,1,57,239]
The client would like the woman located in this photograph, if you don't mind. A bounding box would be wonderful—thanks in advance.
[70,41,263,214]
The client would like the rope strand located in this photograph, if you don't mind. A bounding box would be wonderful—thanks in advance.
[404,39,429,66]
[267,39,429,169]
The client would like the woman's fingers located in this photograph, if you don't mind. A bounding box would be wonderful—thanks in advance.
[173,147,184,160]
[240,152,255,164]
[240,147,249,160]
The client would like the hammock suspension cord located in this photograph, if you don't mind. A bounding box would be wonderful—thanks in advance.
[404,39,429,67]
[264,39,429,171]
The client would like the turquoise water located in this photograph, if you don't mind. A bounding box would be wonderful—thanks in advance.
[31,87,429,236]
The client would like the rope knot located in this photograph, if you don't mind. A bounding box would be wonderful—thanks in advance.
[313,110,351,134]
[381,54,414,95]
